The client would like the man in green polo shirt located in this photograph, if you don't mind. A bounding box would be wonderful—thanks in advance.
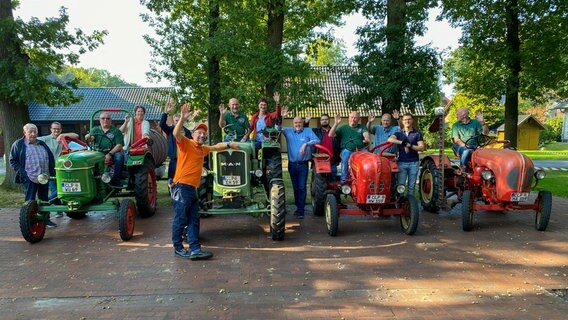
[452,108,489,169]
[218,98,250,142]
[329,111,370,182]
[85,112,125,187]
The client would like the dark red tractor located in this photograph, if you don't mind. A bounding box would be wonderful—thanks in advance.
[310,141,420,236]
[419,109,551,231]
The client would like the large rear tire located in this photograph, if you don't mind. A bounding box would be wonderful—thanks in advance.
[535,190,552,231]
[19,200,45,243]
[462,190,474,231]
[134,158,157,218]
[325,194,339,236]
[270,182,286,241]
[263,148,283,195]
[311,172,327,216]
[400,195,420,235]
[119,199,136,241]
[419,158,440,213]
[198,175,212,217]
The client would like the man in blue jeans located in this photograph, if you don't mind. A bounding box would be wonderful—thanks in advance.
[388,113,425,196]
[452,108,489,171]
[280,108,320,218]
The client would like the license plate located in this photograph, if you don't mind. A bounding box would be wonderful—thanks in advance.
[62,182,81,192]
[511,192,529,202]
[366,194,386,204]
[222,175,241,186]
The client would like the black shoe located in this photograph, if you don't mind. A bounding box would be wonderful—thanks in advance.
[174,248,191,259]
[189,250,213,260]
[46,220,58,228]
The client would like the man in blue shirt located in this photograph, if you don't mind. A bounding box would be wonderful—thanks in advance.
[160,100,192,186]
[280,113,320,218]
[388,113,425,196]
[367,110,400,153]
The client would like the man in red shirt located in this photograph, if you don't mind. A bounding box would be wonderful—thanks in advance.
[304,113,339,180]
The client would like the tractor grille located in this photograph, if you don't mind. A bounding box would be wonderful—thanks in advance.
[216,150,247,187]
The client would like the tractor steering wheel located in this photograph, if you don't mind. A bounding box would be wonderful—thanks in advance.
[344,138,369,152]
[223,124,238,142]
[463,134,495,149]
[369,141,394,156]
[88,133,116,153]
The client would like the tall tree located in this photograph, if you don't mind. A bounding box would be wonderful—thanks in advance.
[349,0,441,114]
[58,66,139,87]
[141,0,357,141]
[440,0,568,147]
[0,1,105,188]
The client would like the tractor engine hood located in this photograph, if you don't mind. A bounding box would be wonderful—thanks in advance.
[472,148,535,193]
[349,152,393,204]
[57,151,106,169]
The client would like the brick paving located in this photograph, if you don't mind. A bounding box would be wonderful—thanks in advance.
[0,196,566,319]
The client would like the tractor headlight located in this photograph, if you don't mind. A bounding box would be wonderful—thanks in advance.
[534,170,545,180]
[254,169,263,178]
[63,159,73,169]
[434,106,445,116]
[101,172,112,184]
[481,170,494,181]
[37,174,49,185]
[341,184,351,195]
[396,184,406,194]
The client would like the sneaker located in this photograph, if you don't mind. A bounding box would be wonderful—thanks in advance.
[54,212,64,218]
[293,212,305,219]
[189,250,213,260]
[174,248,191,259]
[46,220,58,228]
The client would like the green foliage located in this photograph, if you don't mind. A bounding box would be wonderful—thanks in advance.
[305,37,348,66]
[58,67,139,87]
[349,0,441,115]
[0,5,107,106]
[445,92,504,129]
[539,116,563,145]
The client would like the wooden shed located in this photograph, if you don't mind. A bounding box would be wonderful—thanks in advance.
[496,115,545,150]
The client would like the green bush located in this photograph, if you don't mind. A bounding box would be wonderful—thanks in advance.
[539,117,563,144]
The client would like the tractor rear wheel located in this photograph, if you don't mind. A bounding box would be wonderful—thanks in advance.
[66,212,86,219]
[400,195,420,235]
[535,190,552,231]
[263,148,283,195]
[419,158,440,213]
[311,172,327,216]
[325,194,339,236]
[20,200,46,243]
[462,190,474,231]
[134,158,157,218]
[270,182,286,241]
[119,199,136,241]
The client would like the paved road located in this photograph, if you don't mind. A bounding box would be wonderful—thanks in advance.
[533,160,568,169]
[0,199,566,319]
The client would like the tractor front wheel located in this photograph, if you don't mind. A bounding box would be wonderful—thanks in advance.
[325,194,339,236]
[462,190,474,231]
[19,200,45,243]
[419,158,440,213]
[400,195,420,235]
[311,172,327,216]
[134,158,157,218]
[119,199,136,241]
[270,182,286,241]
[535,190,552,231]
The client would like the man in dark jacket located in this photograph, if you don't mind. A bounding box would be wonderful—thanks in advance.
[9,123,57,227]
[304,113,340,181]
[160,100,192,184]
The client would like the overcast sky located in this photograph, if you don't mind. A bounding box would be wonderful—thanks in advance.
[15,1,460,94]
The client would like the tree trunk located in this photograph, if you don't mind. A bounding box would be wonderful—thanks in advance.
[504,0,520,148]
[385,0,406,114]
[0,0,29,189]
[207,1,222,143]
[265,0,285,98]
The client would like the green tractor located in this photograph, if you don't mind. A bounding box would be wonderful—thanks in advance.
[19,108,167,243]
[198,125,287,240]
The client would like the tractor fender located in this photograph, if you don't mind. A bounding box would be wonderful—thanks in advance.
[148,129,167,167]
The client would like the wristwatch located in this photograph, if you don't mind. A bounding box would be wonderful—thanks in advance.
[226,142,231,149]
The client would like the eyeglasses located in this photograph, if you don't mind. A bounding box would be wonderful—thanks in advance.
[100,117,111,120]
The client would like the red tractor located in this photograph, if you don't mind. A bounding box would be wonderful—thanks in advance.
[419,113,551,231]
[310,141,420,236]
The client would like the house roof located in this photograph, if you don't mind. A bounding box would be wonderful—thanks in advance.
[496,114,546,131]
[288,66,427,118]
[29,87,173,122]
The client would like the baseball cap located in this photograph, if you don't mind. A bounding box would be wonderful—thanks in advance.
[193,123,208,132]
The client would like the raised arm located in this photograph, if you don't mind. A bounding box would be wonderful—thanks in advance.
[175,103,192,141]
[328,113,341,138]
[218,104,226,128]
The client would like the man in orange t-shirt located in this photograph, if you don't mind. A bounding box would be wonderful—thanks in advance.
[171,103,240,260]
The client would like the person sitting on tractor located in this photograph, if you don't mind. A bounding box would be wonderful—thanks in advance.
[249,92,282,152]
[328,111,370,183]
[85,112,125,187]
[367,110,401,154]
[304,112,340,181]
[451,108,489,171]
[119,105,150,150]
[218,98,250,142]
[388,113,425,196]
[280,106,320,219]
